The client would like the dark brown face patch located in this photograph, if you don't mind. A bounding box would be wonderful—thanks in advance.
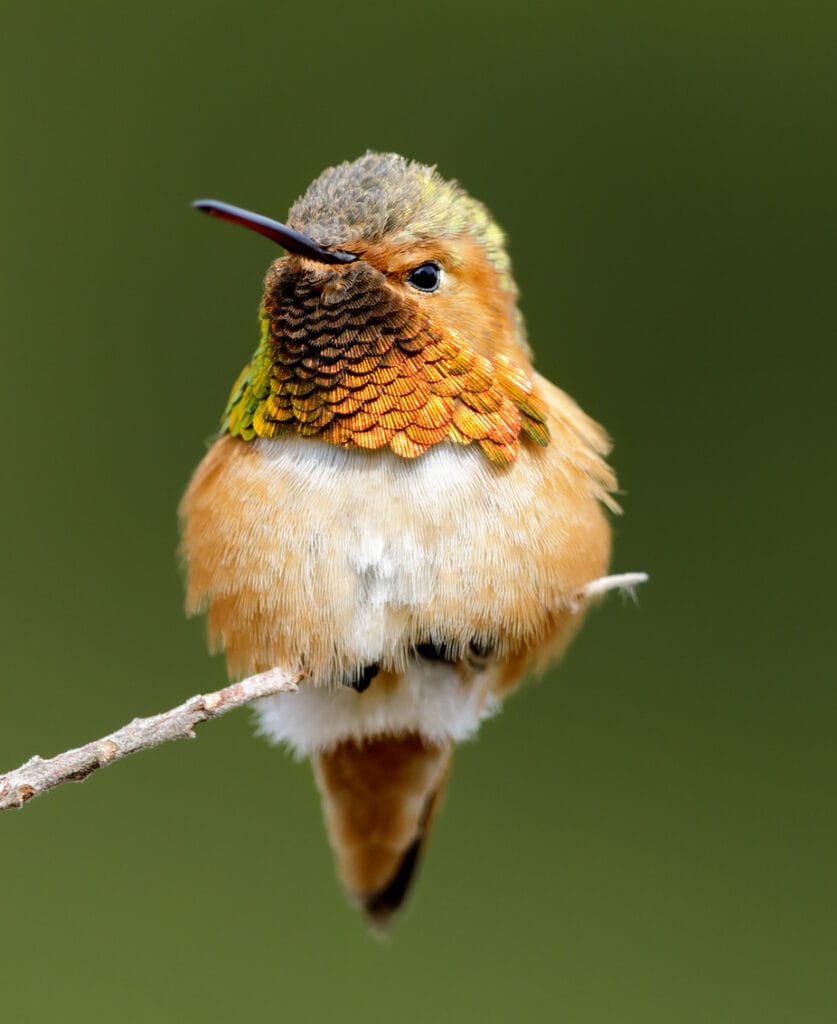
[223,259,549,464]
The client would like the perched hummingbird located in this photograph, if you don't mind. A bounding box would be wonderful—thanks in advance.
[180,153,639,929]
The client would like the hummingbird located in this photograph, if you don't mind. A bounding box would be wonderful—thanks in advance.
[180,152,640,930]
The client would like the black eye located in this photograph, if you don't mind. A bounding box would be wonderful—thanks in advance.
[406,261,442,292]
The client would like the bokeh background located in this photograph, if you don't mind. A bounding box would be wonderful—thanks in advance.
[2,2,835,1021]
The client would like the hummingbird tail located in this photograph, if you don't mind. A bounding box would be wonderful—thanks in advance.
[313,732,452,932]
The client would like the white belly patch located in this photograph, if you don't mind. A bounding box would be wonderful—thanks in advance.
[245,437,532,676]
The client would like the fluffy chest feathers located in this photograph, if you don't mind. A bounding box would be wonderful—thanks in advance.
[180,380,614,692]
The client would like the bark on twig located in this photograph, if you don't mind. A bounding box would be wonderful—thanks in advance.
[567,572,649,612]
[0,668,299,812]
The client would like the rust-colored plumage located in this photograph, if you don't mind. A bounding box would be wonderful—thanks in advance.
[180,153,632,929]
[314,732,451,928]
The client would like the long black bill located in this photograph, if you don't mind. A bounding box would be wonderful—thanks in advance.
[192,199,357,265]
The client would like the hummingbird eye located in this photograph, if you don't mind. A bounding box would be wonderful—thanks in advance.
[406,261,442,293]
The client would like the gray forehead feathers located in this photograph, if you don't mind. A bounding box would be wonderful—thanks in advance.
[287,152,512,279]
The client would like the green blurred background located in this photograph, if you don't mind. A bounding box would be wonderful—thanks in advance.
[2,2,835,1021]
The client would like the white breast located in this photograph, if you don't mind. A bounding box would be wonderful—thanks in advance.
[246,438,513,754]
[249,435,522,665]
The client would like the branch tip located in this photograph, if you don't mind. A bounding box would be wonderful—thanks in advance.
[0,667,299,813]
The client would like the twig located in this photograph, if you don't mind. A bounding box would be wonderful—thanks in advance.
[567,571,649,612]
[0,668,299,813]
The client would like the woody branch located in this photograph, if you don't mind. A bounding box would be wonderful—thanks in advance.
[0,668,299,813]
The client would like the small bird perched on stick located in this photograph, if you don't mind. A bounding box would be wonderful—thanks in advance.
[180,152,643,930]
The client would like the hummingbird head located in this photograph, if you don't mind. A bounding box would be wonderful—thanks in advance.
[195,153,548,462]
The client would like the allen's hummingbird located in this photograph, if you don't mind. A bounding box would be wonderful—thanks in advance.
[180,153,642,929]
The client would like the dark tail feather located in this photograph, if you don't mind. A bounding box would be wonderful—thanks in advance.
[313,733,452,932]
[361,774,448,932]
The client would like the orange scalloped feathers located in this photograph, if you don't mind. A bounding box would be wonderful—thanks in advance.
[224,267,549,464]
